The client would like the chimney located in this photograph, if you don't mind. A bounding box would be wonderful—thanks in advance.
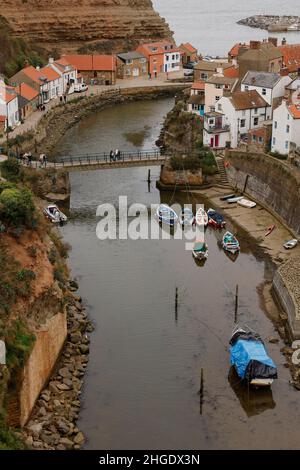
[250,40,261,50]
[282,37,287,45]
[251,77,256,84]
[268,37,278,47]
[24,59,30,68]
[49,57,54,64]
[280,67,289,76]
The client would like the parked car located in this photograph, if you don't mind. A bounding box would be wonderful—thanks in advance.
[74,83,88,93]
[203,55,214,62]
[184,69,194,77]
[184,61,198,69]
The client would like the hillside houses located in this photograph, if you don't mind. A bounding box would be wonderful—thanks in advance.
[272,101,300,155]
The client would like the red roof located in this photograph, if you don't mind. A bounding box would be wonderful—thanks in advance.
[191,81,205,90]
[288,104,300,119]
[22,65,60,84]
[223,66,239,78]
[3,85,17,104]
[229,43,249,58]
[17,82,39,101]
[180,42,197,54]
[137,41,180,58]
[279,44,300,73]
[63,55,116,71]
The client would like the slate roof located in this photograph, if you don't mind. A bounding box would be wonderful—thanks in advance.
[206,75,237,86]
[242,71,281,89]
[117,52,146,61]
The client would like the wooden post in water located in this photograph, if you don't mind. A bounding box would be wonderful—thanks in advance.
[234,284,239,324]
[200,368,204,415]
[175,287,178,323]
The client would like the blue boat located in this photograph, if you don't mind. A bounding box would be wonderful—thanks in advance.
[229,327,277,388]
[222,231,240,255]
[207,208,226,229]
[156,204,178,226]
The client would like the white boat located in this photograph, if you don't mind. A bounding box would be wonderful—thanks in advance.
[222,231,240,255]
[283,239,298,250]
[192,241,208,260]
[180,207,195,226]
[237,198,256,208]
[196,207,208,226]
[227,196,243,204]
[156,204,178,226]
[44,205,68,224]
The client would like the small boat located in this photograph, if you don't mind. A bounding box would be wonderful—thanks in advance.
[222,231,240,255]
[265,224,276,237]
[220,194,235,201]
[192,241,208,260]
[229,326,278,388]
[227,196,243,204]
[237,198,256,209]
[283,239,298,250]
[156,204,178,226]
[180,207,195,226]
[196,207,208,226]
[207,208,226,229]
[44,205,68,224]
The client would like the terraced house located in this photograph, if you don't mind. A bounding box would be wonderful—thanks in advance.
[116,52,148,79]
[137,41,181,76]
[0,78,19,130]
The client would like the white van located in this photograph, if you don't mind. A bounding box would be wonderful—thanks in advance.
[74,83,88,93]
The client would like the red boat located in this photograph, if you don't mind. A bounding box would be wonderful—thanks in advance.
[207,208,226,229]
[265,224,276,237]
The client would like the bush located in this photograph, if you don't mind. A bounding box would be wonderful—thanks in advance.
[0,158,23,182]
[170,155,201,171]
[0,187,35,227]
[5,320,35,373]
[0,413,24,450]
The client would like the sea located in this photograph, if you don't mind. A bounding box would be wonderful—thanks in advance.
[153,0,300,56]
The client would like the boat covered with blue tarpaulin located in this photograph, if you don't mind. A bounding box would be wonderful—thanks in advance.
[229,327,278,387]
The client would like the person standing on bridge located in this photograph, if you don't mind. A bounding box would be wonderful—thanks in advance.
[110,150,115,162]
[115,149,121,160]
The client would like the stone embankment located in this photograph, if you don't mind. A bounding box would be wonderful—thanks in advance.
[20,281,94,450]
[27,85,188,157]
[237,15,300,32]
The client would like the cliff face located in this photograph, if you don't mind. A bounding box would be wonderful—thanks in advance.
[0,0,172,54]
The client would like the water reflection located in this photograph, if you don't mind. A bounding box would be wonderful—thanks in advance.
[228,367,276,418]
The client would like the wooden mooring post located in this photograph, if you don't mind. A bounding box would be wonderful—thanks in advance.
[147,169,151,183]
[175,287,178,323]
[234,284,239,324]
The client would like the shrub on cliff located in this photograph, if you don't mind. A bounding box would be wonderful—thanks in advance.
[0,187,35,227]
[0,158,23,182]
[170,155,201,171]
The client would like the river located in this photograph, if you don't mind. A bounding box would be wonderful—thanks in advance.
[57,98,300,449]
[153,0,300,56]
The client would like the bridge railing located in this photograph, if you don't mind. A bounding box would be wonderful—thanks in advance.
[52,149,168,167]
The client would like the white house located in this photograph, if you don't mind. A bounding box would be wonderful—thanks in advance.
[203,111,230,149]
[0,80,19,130]
[204,75,238,112]
[164,48,181,73]
[48,57,78,94]
[286,76,300,106]
[241,71,292,115]
[216,90,270,148]
[271,101,300,155]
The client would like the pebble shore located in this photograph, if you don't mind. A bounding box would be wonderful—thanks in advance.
[20,280,93,450]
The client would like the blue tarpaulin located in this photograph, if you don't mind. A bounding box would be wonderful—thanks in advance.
[230,339,277,380]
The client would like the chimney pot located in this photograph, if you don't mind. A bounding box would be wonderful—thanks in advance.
[250,40,261,50]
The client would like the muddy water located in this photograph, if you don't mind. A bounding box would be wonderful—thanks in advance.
[58,99,300,449]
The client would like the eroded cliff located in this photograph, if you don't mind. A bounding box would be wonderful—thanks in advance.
[0,0,172,54]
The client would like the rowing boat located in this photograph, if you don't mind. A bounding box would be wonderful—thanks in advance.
[222,231,240,255]
[237,198,256,208]
[156,204,178,226]
[196,207,208,226]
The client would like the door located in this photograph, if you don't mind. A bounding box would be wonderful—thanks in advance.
[210,137,214,148]
[215,135,219,147]
[133,68,139,77]
[165,64,168,72]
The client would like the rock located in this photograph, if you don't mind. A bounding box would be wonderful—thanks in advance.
[49,382,59,393]
[56,444,66,451]
[69,280,79,290]
[79,344,89,354]
[24,435,34,447]
[27,422,43,436]
[59,437,74,450]
[38,406,47,417]
[57,420,70,435]
[86,323,95,333]
[63,378,73,388]
[70,332,82,344]
[59,367,72,379]
[53,400,61,408]
[73,432,85,445]
[56,382,71,391]
[32,441,44,449]
[268,337,279,344]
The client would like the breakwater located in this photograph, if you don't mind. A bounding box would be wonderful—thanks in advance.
[238,15,300,32]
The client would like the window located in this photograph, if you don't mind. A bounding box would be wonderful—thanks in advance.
[126,59,133,65]
[166,55,169,61]
[217,104,222,111]
[126,68,131,76]
[273,137,276,145]
[286,125,290,133]
[285,141,289,149]
[172,55,175,60]
[244,85,249,91]
[287,114,290,120]
[216,84,222,89]
[252,135,257,142]
[262,88,266,96]
[254,108,258,114]
[274,121,278,129]
[192,104,199,110]
[258,136,263,143]
[209,118,214,125]
[215,96,220,101]
[153,58,157,63]
[254,117,259,126]
[201,73,208,80]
